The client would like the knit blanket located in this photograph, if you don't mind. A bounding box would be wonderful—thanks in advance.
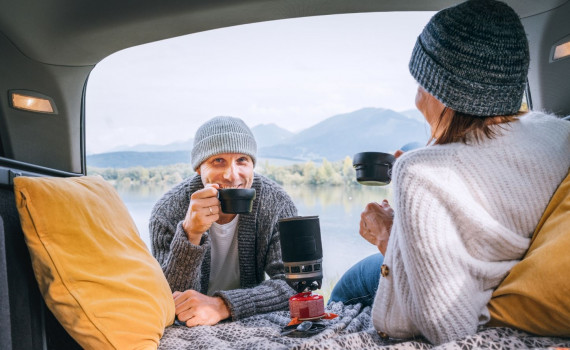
[158,302,570,349]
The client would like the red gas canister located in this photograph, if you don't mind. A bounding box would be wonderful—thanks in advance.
[289,292,325,320]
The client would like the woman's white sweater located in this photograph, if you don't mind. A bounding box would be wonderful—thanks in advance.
[372,112,570,344]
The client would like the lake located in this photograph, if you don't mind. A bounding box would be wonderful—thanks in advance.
[116,182,393,298]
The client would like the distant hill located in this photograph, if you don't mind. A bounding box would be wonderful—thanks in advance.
[258,108,429,161]
[88,151,190,168]
[87,108,429,168]
[251,123,294,147]
[108,139,194,153]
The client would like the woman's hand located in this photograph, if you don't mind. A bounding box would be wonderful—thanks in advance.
[359,200,394,255]
[394,149,404,159]
[394,149,406,159]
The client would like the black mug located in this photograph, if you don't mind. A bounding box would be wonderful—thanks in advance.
[217,188,256,214]
[352,152,396,186]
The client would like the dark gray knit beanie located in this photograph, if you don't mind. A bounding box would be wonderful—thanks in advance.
[191,116,257,170]
[409,0,530,116]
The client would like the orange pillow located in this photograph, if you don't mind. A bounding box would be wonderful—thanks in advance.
[14,176,175,350]
[487,171,570,336]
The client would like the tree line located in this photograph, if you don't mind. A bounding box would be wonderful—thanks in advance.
[87,156,359,187]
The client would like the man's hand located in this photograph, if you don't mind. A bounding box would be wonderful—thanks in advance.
[359,200,394,255]
[173,290,231,327]
[182,184,221,245]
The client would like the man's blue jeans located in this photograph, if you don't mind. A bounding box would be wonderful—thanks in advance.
[328,253,383,307]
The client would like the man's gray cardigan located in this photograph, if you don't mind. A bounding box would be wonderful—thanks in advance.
[150,173,298,320]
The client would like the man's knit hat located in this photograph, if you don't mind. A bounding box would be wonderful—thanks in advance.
[191,116,257,170]
[409,0,530,116]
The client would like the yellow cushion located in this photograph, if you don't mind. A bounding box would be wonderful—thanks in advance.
[488,171,570,336]
[13,176,175,350]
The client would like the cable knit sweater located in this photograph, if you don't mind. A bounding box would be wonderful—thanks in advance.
[372,112,570,344]
[150,173,298,320]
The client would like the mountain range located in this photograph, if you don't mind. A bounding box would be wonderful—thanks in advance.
[87,107,429,168]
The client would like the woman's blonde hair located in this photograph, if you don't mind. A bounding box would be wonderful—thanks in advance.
[429,108,525,145]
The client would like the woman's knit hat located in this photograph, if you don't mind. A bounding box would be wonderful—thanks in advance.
[409,0,530,116]
[191,116,257,170]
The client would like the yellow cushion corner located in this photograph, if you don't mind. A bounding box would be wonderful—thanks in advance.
[13,175,175,350]
[488,171,570,336]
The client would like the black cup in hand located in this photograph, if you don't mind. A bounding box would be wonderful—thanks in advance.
[352,152,396,186]
[217,188,256,214]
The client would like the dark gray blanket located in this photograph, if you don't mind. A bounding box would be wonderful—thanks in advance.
[158,302,570,349]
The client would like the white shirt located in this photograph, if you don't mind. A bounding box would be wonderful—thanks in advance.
[207,215,241,296]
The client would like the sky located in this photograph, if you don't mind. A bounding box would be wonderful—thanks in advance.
[85,12,434,154]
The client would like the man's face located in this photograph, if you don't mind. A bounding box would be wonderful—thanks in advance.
[197,153,254,189]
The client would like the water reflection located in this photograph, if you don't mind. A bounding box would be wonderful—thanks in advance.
[285,184,392,212]
[116,182,393,299]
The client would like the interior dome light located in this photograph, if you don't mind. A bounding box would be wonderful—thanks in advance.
[552,39,570,61]
[9,90,57,114]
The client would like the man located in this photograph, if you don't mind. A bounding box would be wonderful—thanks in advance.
[150,116,298,327]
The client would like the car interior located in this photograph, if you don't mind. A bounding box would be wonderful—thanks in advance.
[1,0,569,349]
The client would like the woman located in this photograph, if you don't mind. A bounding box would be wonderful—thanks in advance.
[329,0,570,345]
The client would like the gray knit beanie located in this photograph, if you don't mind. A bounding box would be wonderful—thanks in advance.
[191,116,257,170]
[409,0,530,116]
